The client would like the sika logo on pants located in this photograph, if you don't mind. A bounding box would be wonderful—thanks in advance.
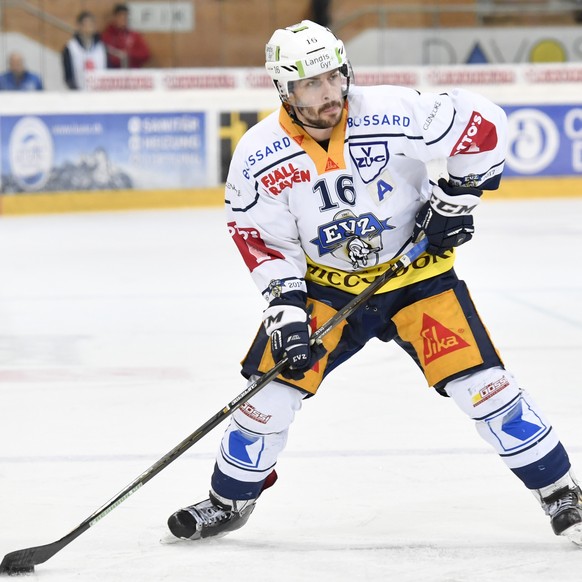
[391,289,484,386]
[421,313,469,365]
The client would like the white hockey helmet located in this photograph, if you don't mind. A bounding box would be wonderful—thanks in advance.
[265,20,352,106]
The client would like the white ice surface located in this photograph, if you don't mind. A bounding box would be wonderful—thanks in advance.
[0,199,581,581]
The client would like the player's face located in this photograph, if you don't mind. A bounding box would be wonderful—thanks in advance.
[79,16,96,36]
[289,70,344,129]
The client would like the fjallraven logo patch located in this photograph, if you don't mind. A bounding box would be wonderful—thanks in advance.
[260,162,311,195]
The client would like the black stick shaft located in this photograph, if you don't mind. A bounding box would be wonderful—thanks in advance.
[0,238,428,574]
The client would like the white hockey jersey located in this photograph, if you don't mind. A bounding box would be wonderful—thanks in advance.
[225,84,507,303]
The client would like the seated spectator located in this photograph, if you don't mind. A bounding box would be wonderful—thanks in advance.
[0,52,43,91]
[101,3,150,68]
[311,0,332,28]
[62,11,107,90]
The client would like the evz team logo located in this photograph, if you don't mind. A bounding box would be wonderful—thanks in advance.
[311,210,394,269]
[349,141,388,183]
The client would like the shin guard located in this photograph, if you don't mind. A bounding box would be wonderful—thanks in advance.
[214,378,304,498]
[445,367,569,488]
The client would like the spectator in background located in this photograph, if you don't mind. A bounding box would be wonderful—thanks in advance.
[101,3,150,68]
[311,0,331,28]
[0,52,43,91]
[62,11,107,90]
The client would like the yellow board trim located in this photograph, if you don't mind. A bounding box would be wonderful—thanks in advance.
[487,177,582,199]
[0,187,224,216]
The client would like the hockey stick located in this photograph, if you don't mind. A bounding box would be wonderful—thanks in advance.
[0,237,428,576]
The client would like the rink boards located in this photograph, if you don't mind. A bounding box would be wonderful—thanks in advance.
[1,69,582,215]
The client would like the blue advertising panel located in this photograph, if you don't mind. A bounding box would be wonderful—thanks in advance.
[503,104,582,177]
[0,112,207,193]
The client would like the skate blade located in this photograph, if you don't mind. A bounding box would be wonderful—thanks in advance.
[160,534,183,545]
[159,531,229,545]
[564,523,582,546]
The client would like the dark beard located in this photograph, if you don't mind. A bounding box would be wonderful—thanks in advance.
[295,101,343,129]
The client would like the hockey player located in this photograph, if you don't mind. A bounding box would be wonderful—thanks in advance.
[168,20,582,544]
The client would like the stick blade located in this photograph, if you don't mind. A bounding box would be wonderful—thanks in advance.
[0,550,35,576]
[0,540,63,576]
[0,564,34,576]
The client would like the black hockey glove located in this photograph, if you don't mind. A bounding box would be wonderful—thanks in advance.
[262,301,326,381]
[413,178,482,255]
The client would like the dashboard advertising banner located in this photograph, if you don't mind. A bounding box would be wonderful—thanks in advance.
[0,112,207,193]
[503,104,582,177]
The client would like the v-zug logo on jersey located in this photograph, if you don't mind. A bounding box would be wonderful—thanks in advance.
[349,141,389,183]
[310,210,394,268]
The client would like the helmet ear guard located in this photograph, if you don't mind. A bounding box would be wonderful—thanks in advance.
[265,20,353,107]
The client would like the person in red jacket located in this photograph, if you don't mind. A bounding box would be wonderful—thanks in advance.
[101,3,150,68]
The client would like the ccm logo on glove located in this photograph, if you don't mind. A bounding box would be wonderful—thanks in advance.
[413,178,482,255]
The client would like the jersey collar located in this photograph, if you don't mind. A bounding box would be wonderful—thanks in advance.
[278,103,348,174]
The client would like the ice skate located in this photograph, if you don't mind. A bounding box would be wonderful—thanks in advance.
[167,491,256,541]
[542,484,582,546]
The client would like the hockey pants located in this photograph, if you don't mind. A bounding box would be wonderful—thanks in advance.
[211,270,571,500]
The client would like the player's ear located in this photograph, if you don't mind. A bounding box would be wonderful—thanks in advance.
[286,82,297,106]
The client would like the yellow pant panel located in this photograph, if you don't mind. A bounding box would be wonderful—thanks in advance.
[257,298,347,395]
[392,289,484,386]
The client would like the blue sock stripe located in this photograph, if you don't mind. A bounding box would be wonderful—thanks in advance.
[511,443,571,489]
[211,464,266,500]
